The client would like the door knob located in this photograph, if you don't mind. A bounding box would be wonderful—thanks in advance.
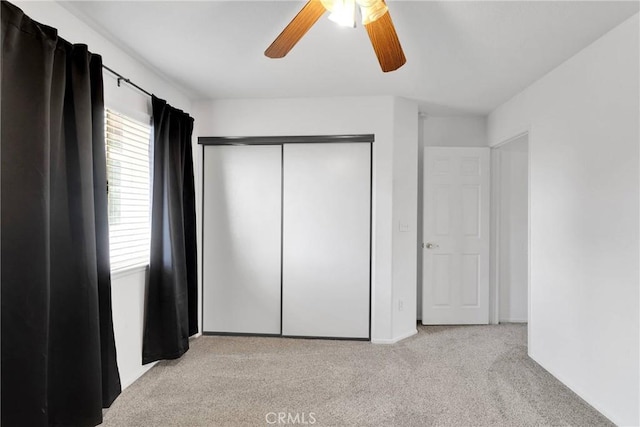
[424,243,439,249]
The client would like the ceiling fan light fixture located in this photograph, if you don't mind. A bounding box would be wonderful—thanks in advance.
[322,0,357,28]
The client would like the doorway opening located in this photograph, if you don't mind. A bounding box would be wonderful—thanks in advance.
[491,134,529,325]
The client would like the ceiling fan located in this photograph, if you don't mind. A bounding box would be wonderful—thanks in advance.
[264,0,406,72]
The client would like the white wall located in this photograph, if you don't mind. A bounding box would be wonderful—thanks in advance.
[488,14,639,426]
[193,96,418,343]
[108,269,149,389]
[495,136,528,323]
[422,116,487,148]
[14,1,193,390]
[418,115,487,318]
[392,98,419,339]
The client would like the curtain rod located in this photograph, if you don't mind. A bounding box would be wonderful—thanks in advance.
[102,65,153,98]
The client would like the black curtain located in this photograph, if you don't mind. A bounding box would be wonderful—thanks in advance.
[142,95,197,364]
[1,2,121,426]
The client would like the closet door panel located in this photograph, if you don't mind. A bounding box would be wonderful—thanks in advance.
[282,143,371,339]
[203,145,282,334]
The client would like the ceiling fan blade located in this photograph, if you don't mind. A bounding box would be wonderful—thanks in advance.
[364,10,406,72]
[265,0,327,58]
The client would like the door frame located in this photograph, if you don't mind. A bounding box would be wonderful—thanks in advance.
[198,135,374,340]
[489,130,531,333]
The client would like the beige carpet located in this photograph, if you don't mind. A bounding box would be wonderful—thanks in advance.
[102,324,612,426]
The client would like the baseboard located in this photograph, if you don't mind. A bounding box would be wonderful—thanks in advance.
[120,362,157,391]
[499,318,528,323]
[120,335,200,391]
[528,351,622,426]
[372,328,418,344]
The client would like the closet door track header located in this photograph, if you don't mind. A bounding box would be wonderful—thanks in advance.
[198,135,375,146]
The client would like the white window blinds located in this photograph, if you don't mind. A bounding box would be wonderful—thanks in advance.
[105,108,151,272]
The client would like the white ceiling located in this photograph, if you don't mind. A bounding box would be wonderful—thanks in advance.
[62,1,638,115]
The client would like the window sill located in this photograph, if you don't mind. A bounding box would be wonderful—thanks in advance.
[111,263,149,280]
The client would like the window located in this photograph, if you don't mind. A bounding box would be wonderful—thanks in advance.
[105,108,151,271]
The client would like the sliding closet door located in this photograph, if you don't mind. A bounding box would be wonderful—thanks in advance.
[282,143,371,339]
[203,145,281,334]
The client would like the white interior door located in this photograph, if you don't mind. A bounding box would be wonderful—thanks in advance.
[282,143,371,339]
[202,145,282,334]
[422,147,490,324]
